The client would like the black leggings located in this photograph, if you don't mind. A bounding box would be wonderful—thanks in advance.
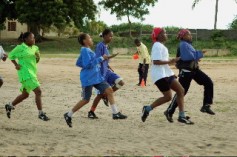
[138,63,149,85]
[167,69,213,115]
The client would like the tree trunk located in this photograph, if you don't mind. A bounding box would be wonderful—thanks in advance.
[28,23,42,42]
[127,14,132,38]
[214,0,219,29]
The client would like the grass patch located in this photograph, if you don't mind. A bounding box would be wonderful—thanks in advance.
[1,36,237,58]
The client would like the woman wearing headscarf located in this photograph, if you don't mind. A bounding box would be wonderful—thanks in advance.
[141,27,193,125]
[164,29,215,123]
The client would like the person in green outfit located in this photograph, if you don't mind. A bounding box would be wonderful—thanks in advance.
[5,32,50,121]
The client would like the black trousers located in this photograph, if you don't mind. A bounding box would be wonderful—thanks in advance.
[167,69,213,115]
[138,63,149,85]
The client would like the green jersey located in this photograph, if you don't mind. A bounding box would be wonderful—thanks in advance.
[9,43,39,82]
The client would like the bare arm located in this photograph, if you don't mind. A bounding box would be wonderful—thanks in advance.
[153,57,180,65]
[108,52,119,59]
[143,58,146,65]
[2,53,7,61]
[35,52,40,63]
[134,51,138,55]
[108,65,114,72]
[11,60,20,70]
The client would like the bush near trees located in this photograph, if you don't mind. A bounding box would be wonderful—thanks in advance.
[110,23,153,34]
[229,15,237,30]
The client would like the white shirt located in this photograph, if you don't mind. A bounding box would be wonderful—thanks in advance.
[151,42,174,83]
[0,46,6,60]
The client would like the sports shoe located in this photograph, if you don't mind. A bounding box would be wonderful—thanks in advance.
[88,111,98,119]
[113,112,127,119]
[64,113,72,127]
[5,103,14,119]
[38,112,50,121]
[102,96,109,107]
[141,106,149,122]
[164,110,173,123]
[178,116,194,125]
[200,105,215,115]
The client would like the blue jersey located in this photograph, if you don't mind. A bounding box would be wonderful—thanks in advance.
[76,47,104,87]
[179,41,203,61]
[95,42,110,78]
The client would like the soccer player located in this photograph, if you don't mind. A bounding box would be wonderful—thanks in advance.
[64,33,127,128]
[87,29,125,119]
[141,27,193,124]
[5,32,49,121]
[164,29,215,123]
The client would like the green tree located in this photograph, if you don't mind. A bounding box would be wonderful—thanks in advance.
[229,16,237,29]
[82,20,107,35]
[13,0,97,41]
[110,23,153,37]
[192,0,237,29]
[0,0,17,30]
[63,0,97,29]
[15,0,68,41]
[99,0,158,37]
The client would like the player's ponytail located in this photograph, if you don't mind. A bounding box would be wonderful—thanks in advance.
[78,33,87,46]
[102,29,112,37]
[22,32,32,42]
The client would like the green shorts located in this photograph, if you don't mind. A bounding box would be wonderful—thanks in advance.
[20,78,40,93]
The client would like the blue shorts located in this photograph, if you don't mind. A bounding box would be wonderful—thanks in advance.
[105,70,121,86]
[81,81,110,101]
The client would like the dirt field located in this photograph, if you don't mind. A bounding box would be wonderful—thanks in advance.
[0,56,237,156]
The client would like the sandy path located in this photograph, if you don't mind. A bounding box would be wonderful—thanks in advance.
[0,57,237,156]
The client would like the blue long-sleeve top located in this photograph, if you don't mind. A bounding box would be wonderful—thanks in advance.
[76,47,104,87]
[95,42,110,78]
[179,40,203,61]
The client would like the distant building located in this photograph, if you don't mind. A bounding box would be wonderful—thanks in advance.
[0,19,83,39]
[0,19,28,39]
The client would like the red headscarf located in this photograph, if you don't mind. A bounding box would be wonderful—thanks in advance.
[152,27,163,43]
[177,29,189,40]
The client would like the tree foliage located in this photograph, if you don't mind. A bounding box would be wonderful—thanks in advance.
[192,0,202,9]
[99,0,158,37]
[110,23,153,34]
[1,0,97,40]
[15,0,68,37]
[229,16,237,30]
[63,0,97,29]
[0,0,17,30]
[82,20,107,35]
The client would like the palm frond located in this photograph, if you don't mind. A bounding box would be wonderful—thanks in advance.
[192,0,202,9]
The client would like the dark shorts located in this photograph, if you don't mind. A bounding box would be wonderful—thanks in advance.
[105,70,121,86]
[155,75,176,92]
[81,81,110,101]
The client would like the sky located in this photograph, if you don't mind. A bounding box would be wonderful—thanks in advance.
[94,0,237,29]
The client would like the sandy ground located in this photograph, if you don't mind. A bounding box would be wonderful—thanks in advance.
[0,56,237,156]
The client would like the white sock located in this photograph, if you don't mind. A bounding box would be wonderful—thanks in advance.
[9,102,14,108]
[38,110,43,115]
[111,104,118,114]
[67,110,74,117]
